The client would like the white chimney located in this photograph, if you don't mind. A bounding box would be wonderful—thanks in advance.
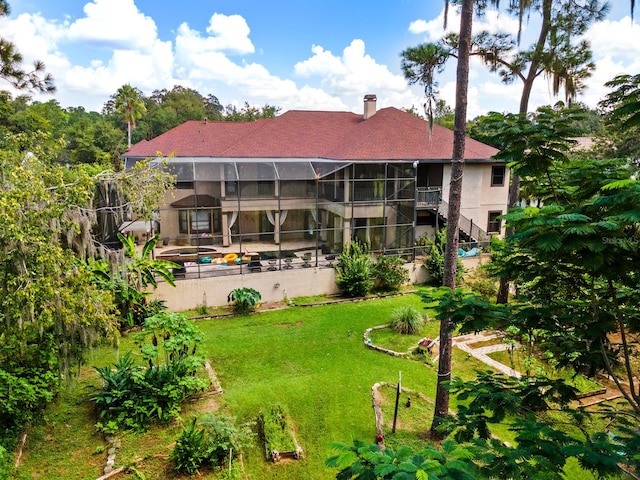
[363,94,377,120]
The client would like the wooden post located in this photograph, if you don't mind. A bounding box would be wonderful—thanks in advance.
[392,371,401,433]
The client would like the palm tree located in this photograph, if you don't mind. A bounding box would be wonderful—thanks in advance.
[115,84,146,147]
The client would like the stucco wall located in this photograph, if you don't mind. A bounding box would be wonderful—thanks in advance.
[442,163,509,234]
[153,262,429,311]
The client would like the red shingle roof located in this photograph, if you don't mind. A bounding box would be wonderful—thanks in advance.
[125,107,498,161]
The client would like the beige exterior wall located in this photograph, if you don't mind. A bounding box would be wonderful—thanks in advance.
[442,162,509,235]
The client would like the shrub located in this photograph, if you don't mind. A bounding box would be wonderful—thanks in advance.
[390,306,424,334]
[171,417,208,475]
[171,414,255,475]
[415,233,432,257]
[462,264,498,302]
[133,311,204,367]
[199,413,255,465]
[374,254,409,292]
[92,352,207,432]
[227,287,261,314]
[92,314,207,432]
[335,241,374,297]
[467,277,498,301]
[423,228,464,285]
[0,366,56,452]
[0,445,12,480]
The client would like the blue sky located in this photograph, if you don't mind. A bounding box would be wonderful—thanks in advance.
[3,1,639,118]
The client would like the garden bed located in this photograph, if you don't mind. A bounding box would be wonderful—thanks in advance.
[258,404,303,463]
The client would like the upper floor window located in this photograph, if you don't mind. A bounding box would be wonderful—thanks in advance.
[491,165,506,187]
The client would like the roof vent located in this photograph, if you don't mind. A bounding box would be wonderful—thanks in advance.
[363,94,377,120]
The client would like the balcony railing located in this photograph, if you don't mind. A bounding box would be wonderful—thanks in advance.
[416,187,442,207]
[436,200,489,242]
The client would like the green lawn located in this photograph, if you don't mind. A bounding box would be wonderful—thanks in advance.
[14,291,609,479]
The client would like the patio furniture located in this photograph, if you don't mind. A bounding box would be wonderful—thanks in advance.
[248,254,262,272]
[324,254,337,267]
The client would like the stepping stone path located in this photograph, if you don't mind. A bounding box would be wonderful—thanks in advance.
[452,332,522,378]
[99,436,121,478]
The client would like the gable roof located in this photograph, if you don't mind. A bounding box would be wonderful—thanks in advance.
[125,107,499,162]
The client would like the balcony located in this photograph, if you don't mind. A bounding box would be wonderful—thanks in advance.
[416,187,442,207]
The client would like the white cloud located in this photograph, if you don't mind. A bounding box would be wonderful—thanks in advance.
[173,19,339,110]
[579,16,640,108]
[68,0,158,52]
[409,6,519,42]
[0,1,636,118]
[64,40,176,97]
[0,0,174,109]
[408,15,446,42]
[205,13,254,54]
[294,45,347,77]
[294,39,407,100]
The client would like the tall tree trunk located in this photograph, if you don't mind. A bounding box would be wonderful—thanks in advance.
[497,0,553,304]
[429,0,473,440]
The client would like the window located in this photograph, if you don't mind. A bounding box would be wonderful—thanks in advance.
[491,165,506,187]
[175,181,194,190]
[179,209,212,234]
[487,211,502,233]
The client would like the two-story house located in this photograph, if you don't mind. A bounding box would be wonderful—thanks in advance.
[122,94,506,269]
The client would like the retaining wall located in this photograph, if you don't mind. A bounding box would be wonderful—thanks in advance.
[153,262,429,311]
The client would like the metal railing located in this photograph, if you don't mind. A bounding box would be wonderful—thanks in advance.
[436,200,489,241]
[416,187,442,207]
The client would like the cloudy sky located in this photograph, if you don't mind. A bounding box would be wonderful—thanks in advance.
[3,0,639,118]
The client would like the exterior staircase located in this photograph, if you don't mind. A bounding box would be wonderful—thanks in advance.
[416,187,488,242]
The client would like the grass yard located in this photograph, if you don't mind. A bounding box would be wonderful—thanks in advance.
[14,291,610,480]
[17,292,455,479]
[487,347,604,394]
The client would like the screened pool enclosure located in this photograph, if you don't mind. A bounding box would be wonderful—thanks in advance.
[121,157,421,270]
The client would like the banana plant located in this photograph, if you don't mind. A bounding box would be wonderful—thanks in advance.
[118,232,180,289]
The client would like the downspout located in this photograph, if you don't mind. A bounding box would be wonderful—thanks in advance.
[315,177,319,267]
[237,176,243,273]
[412,161,418,262]
[277,170,281,269]
[193,167,202,278]
[382,163,388,253]
[350,163,355,244]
